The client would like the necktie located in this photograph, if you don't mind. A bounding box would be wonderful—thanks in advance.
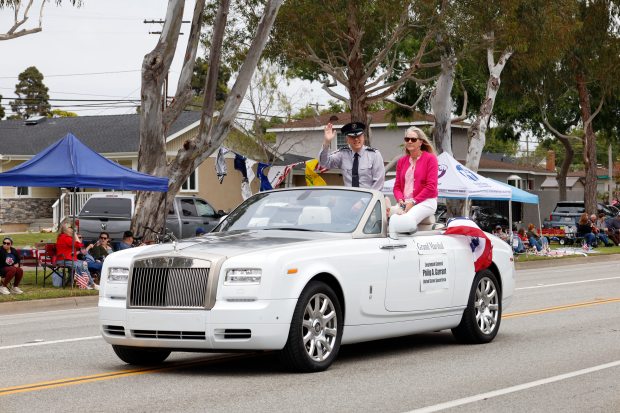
[352,152,360,187]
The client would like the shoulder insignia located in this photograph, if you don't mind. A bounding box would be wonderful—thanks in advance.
[336,147,351,153]
[365,146,377,152]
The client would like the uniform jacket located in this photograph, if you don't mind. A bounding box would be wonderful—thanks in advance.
[318,145,385,190]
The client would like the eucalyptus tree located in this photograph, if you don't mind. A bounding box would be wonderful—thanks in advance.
[133,0,283,238]
[0,0,80,40]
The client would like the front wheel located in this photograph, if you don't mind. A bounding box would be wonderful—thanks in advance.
[112,345,171,365]
[280,281,343,372]
[452,269,502,344]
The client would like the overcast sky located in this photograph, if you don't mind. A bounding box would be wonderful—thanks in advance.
[0,0,327,119]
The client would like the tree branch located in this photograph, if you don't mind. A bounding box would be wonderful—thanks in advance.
[361,13,408,83]
[451,81,468,122]
[163,0,207,131]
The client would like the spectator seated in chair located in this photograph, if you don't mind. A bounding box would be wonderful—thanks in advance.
[590,214,614,247]
[56,223,99,290]
[526,223,549,252]
[515,228,529,253]
[0,237,24,295]
[576,213,597,248]
[90,231,114,261]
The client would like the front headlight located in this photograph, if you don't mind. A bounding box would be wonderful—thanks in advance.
[108,267,129,283]
[224,268,262,285]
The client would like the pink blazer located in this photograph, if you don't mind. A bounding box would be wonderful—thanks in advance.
[393,150,438,204]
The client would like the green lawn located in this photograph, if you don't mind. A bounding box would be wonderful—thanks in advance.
[514,243,620,262]
[1,231,57,247]
[0,269,98,302]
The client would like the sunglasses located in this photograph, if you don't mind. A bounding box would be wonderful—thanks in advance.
[404,137,419,143]
[3,242,11,245]
[99,236,108,240]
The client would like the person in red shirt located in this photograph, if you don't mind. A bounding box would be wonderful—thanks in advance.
[56,222,98,290]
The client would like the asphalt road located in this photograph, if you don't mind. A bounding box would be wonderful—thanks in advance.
[1,260,618,413]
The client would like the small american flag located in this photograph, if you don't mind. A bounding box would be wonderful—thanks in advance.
[75,273,89,289]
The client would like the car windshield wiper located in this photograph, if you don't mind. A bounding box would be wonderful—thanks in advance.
[262,227,315,232]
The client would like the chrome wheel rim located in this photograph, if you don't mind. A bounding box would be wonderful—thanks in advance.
[474,277,499,335]
[302,293,337,362]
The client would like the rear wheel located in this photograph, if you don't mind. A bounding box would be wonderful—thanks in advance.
[112,345,171,365]
[280,281,343,372]
[452,269,502,344]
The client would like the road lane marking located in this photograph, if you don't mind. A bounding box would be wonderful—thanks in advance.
[516,276,620,290]
[504,297,620,319]
[405,359,620,413]
[0,353,260,396]
[1,297,619,395]
[0,336,100,351]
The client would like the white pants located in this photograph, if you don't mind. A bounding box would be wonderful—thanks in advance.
[389,198,437,234]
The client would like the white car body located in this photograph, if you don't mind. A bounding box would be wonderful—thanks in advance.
[99,187,515,370]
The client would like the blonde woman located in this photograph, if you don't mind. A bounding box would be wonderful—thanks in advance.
[389,126,438,232]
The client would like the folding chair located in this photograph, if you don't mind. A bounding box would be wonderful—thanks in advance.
[41,243,69,287]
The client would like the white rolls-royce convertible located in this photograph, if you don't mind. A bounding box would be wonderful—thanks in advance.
[99,187,515,372]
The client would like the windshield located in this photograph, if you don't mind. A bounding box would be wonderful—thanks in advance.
[79,197,132,218]
[216,188,373,233]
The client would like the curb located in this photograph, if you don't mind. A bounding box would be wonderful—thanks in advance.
[515,253,620,270]
[0,295,98,315]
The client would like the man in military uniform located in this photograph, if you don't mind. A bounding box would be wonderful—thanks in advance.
[318,121,385,190]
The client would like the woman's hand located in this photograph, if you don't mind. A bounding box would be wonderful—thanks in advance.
[404,201,414,212]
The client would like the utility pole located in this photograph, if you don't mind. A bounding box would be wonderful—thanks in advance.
[143,19,190,111]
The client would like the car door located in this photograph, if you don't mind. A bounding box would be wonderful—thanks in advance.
[178,198,202,238]
[384,235,455,312]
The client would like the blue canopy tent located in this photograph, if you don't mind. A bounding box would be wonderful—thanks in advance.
[490,178,541,242]
[0,133,168,286]
[0,133,168,191]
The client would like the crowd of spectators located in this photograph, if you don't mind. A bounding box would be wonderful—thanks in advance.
[491,212,620,255]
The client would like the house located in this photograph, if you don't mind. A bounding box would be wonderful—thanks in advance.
[0,112,264,232]
[267,109,573,225]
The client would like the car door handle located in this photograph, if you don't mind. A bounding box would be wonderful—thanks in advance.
[380,244,407,250]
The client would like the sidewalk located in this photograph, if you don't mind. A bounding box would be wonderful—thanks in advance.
[0,295,98,315]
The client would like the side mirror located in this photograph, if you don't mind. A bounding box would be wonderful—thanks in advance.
[217,209,225,217]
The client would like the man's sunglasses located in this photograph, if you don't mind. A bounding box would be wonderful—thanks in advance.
[404,137,419,143]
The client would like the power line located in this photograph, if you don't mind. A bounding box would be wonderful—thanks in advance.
[0,70,141,79]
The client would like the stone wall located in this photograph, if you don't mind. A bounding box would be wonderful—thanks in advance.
[0,198,55,225]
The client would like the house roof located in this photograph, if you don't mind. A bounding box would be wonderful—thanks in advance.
[0,112,201,156]
[567,167,610,178]
[268,109,468,132]
[461,156,554,175]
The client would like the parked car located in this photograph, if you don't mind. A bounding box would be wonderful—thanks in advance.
[77,193,224,241]
[98,187,515,372]
[470,206,509,232]
[543,201,614,228]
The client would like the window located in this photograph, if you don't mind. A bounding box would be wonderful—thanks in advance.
[195,199,216,217]
[507,174,522,189]
[180,198,198,217]
[336,132,347,149]
[181,170,197,192]
[363,201,383,234]
[16,187,30,197]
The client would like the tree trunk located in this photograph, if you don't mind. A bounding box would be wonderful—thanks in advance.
[134,0,186,239]
[575,72,598,214]
[431,52,456,155]
[346,0,369,142]
[466,46,512,173]
[556,136,574,201]
[133,0,282,241]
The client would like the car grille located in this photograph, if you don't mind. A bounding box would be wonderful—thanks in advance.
[132,330,206,340]
[129,267,210,308]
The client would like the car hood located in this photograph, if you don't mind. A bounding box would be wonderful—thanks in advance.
[131,230,348,259]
